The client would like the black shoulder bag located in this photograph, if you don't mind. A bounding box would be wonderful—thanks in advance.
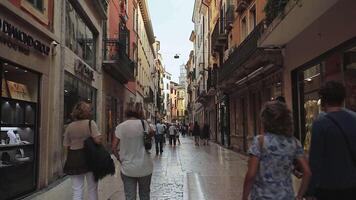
[141,120,152,150]
[84,120,115,181]
[325,115,356,167]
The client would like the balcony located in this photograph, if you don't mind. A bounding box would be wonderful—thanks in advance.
[259,0,339,47]
[144,88,154,103]
[102,39,135,83]
[207,68,217,96]
[219,22,264,82]
[211,18,228,51]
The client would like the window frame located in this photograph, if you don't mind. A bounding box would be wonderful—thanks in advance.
[21,0,49,25]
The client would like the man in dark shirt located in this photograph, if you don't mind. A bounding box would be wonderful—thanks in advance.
[306,81,356,200]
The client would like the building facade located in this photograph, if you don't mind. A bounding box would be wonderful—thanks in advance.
[188,0,356,154]
[102,0,136,145]
[163,71,172,122]
[0,1,61,198]
[259,0,356,152]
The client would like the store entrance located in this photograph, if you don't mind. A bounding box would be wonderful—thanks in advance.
[0,61,40,200]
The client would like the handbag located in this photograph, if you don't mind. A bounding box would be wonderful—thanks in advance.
[84,120,115,181]
[141,120,152,150]
[325,114,356,167]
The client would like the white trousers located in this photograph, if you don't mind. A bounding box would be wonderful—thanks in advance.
[70,172,98,200]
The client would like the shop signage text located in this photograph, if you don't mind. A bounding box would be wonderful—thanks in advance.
[74,59,95,82]
[0,18,50,56]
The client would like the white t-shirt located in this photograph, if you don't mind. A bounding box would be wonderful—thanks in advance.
[115,119,153,177]
[155,123,165,135]
[169,125,177,135]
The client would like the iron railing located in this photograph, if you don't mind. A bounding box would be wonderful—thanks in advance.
[102,39,135,82]
[207,68,217,91]
[264,0,290,25]
[218,22,264,81]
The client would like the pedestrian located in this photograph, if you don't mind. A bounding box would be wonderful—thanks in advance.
[155,120,165,155]
[201,123,210,145]
[242,101,311,200]
[111,103,154,200]
[305,81,356,200]
[63,101,102,200]
[175,124,181,145]
[192,121,200,146]
[168,123,177,146]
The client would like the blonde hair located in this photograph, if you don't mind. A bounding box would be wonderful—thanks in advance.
[71,101,91,120]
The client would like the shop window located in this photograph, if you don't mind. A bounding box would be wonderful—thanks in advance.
[64,72,97,124]
[65,0,97,69]
[0,62,39,199]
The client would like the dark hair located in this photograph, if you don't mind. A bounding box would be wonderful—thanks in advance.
[275,96,286,103]
[125,102,144,119]
[260,101,294,137]
[319,81,345,106]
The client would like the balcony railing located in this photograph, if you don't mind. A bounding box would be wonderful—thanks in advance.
[144,88,154,103]
[102,39,135,83]
[219,22,264,81]
[211,18,228,51]
[264,0,290,25]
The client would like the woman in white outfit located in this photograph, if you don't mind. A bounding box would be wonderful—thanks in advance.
[112,103,154,200]
[63,101,102,200]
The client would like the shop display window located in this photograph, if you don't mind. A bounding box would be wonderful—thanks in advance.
[0,61,39,200]
[64,72,97,124]
[294,44,356,152]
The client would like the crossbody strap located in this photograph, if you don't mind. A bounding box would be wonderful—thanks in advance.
[88,119,92,135]
[140,120,146,132]
[324,115,356,167]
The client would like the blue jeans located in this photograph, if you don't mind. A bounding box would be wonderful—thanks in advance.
[121,173,152,200]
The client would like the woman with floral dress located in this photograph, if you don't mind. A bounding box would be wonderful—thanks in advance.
[242,101,311,200]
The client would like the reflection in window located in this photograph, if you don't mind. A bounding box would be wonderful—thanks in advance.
[65,0,96,68]
[26,0,43,11]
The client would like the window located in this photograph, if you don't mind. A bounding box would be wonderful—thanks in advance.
[241,17,248,41]
[65,0,96,69]
[133,8,138,32]
[249,5,257,32]
[26,0,43,11]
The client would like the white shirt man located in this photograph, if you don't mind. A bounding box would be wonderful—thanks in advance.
[155,122,166,135]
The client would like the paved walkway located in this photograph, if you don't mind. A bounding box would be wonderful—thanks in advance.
[109,137,248,200]
[27,137,249,200]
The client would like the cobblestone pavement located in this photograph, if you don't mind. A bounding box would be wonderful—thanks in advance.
[26,137,248,200]
[108,137,248,200]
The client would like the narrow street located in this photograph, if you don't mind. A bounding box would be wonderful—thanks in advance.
[105,137,248,200]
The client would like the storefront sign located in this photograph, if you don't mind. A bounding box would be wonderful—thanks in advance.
[0,18,50,55]
[6,80,32,102]
[74,59,94,82]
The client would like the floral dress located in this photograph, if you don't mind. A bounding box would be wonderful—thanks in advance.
[248,132,304,200]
